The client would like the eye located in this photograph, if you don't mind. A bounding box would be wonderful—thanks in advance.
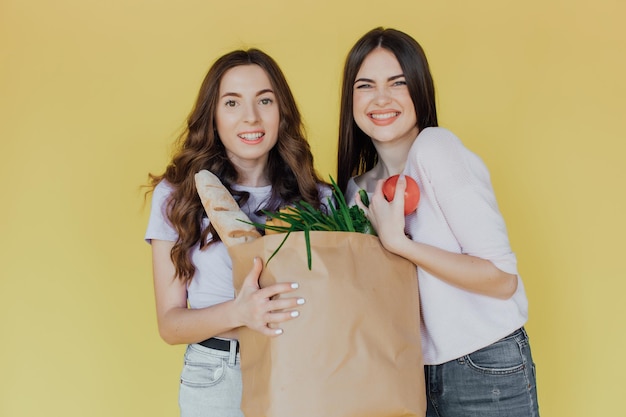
[355,83,373,90]
[225,99,237,107]
[392,80,407,87]
[259,97,273,105]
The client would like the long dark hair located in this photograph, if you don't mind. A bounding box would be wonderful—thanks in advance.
[148,49,324,282]
[337,27,438,193]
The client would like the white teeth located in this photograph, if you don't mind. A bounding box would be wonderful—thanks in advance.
[370,112,399,120]
[239,132,263,140]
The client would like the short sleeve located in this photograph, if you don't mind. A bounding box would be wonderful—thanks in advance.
[144,181,178,244]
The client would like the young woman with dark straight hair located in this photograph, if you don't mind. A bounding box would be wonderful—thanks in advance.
[338,27,540,417]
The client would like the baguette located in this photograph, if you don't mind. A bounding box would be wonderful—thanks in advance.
[194,170,262,247]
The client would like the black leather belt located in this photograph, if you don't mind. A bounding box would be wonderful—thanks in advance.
[199,337,239,353]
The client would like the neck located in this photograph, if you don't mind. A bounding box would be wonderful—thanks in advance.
[231,161,271,187]
[372,136,417,177]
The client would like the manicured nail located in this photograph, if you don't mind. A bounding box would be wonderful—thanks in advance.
[274,329,283,335]
[290,311,300,318]
[291,283,299,289]
[296,298,305,305]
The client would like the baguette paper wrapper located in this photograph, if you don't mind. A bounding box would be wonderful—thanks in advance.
[228,231,425,417]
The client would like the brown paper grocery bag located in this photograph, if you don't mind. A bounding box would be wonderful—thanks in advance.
[228,231,425,417]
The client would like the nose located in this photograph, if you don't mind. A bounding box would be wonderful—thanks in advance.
[243,102,260,123]
[373,86,392,106]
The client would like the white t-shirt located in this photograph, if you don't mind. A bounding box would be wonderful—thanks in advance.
[145,180,274,309]
[145,180,333,310]
[346,127,528,365]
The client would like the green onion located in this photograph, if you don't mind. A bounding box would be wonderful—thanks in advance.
[240,175,375,270]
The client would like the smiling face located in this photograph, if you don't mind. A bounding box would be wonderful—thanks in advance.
[216,64,280,172]
[352,47,419,147]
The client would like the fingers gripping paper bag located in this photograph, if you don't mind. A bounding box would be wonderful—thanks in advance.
[228,231,426,417]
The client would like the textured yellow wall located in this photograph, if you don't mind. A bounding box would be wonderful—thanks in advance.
[1,1,624,416]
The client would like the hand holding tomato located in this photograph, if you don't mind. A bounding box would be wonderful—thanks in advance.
[382,175,420,215]
[355,175,417,254]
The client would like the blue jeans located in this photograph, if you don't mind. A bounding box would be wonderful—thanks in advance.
[425,327,539,417]
[179,343,243,417]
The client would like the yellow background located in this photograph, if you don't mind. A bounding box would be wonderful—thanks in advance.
[1,0,624,416]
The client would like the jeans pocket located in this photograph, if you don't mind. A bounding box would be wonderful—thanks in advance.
[180,346,227,388]
[465,335,526,375]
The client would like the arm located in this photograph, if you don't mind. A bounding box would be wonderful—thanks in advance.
[152,239,303,345]
[358,178,517,300]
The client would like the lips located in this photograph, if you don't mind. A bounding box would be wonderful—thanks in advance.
[368,111,400,126]
[238,131,264,144]
[370,112,399,120]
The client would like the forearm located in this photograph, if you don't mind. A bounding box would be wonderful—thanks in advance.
[389,236,518,300]
[157,300,243,345]
[151,240,242,345]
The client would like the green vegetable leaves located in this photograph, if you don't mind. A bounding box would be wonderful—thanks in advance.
[242,176,375,270]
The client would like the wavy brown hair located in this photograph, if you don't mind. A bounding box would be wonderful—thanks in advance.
[148,49,325,283]
[336,27,439,194]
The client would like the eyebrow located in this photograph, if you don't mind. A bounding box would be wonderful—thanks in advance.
[220,88,275,99]
[354,74,405,84]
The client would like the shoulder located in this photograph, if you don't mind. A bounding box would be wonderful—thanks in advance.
[411,127,464,155]
[153,179,175,197]
[408,127,492,186]
[409,127,476,166]
[150,180,177,210]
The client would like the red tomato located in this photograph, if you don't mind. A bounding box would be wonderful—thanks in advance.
[382,175,420,215]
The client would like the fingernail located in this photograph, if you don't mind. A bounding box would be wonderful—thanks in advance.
[291,283,299,289]
[274,329,283,335]
[290,311,300,317]
[296,298,305,305]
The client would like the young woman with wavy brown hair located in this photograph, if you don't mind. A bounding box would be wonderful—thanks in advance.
[145,48,328,417]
